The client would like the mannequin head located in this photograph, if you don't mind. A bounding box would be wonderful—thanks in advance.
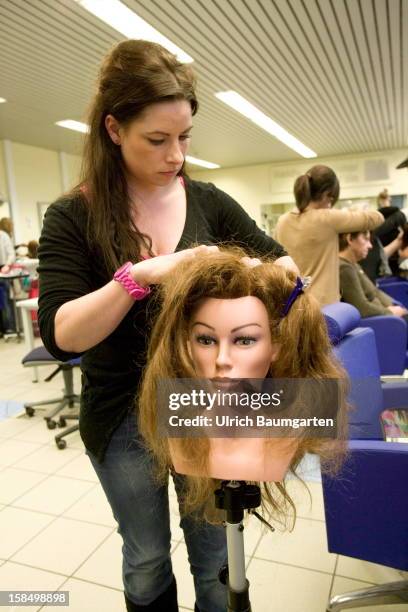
[138,248,347,522]
[188,295,279,382]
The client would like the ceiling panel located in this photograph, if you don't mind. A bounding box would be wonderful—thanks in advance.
[0,0,406,168]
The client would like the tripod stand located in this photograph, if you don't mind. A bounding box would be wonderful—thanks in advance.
[215,480,273,612]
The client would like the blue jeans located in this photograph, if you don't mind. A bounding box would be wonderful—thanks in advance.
[87,410,227,610]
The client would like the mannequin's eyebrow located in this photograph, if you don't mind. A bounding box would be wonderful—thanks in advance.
[191,322,262,332]
[191,322,215,330]
[231,324,262,332]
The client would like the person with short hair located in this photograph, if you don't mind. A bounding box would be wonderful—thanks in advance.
[275,165,383,306]
[339,230,408,319]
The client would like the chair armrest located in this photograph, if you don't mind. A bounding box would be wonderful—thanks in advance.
[360,316,407,375]
[376,276,402,286]
[380,281,408,308]
[382,381,408,409]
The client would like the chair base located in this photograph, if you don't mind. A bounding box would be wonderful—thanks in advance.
[25,394,80,429]
[327,579,408,611]
[55,423,79,449]
[55,412,79,449]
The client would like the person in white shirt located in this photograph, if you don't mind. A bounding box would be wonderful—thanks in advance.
[0,217,16,334]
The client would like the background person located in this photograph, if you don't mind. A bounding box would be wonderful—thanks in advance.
[375,189,408,276]
[339,231,408,320]
[0,217,16,335]
[275,165,383,306]
[0,217,15,274]
[38,39,295,612]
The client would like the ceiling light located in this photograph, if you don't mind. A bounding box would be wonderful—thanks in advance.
[0,98,6,103]
[75,0,193,63]
[186,155,220,169]
[55,120,89,133]
[215,91,317,158]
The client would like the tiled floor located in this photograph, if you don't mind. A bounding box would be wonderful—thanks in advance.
[0,338,405,611]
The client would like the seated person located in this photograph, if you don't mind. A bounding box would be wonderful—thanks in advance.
[138,248,348,524]
[397,225,408,279]
[359,231,402,283]
[375,189,408,275]
[339,231,408,319]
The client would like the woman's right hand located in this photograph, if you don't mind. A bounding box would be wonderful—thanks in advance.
[130,245,219,286]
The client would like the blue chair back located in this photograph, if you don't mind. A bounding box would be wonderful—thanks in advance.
[359,315,407,375]
[380,280,408,308]
[322,440,408,570]
[323,303,384,440]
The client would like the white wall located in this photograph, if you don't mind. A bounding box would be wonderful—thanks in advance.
[0,140,81,243]
[190,148,408,226]
[0,144,11,218]
[0,143,7,202]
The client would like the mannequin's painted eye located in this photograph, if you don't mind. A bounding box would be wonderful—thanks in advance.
[234,336,257,346]
[196,335,216,346]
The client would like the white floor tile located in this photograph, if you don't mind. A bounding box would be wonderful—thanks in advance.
[170,542,195,610]
[0,439,42,467]
[0,506,54,559]
[0,561,66,612]
[168,477,177,498]
[55,451,98,482]
[73,530,123,590]
[14,420,67,444]
[12,474,94,515]
[40,577,124,612]
[12,517,113,575]
[254,516,337,574]
[242,515,268,557]
[0,415,38,437]
[9,385,69,405]
[285,478,325,521]
[1,369,39,387]
[14,444,82,474]
[246,557,332,612]
[0,467,48,504]
[63,484,117,526]
[169,497,184,542]
[336,554,405,584]
[330,576,405,611]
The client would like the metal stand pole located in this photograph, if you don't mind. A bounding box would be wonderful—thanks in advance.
[215,481,261,612]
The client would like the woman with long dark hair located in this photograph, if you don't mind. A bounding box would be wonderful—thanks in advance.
[38,39,294,612]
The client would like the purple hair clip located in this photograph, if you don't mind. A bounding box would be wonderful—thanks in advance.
[281,276,312,317]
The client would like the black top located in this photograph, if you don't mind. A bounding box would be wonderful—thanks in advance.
[376,207,407,275]
[38,178,286,462]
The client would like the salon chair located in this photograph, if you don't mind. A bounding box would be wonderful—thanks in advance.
[322,304,408,609]
[359,314,408,375]
[377,276,403,285]
[377,279,408,308]
[322,440,408,611]
[22,345,80,436]
[322,302,408,439]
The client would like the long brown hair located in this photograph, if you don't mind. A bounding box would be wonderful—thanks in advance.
[74,39,197,274]
[294,165,340,212]
[138,248,348,524]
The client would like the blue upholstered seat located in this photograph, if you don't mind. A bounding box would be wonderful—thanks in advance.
[321,303,408,610]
